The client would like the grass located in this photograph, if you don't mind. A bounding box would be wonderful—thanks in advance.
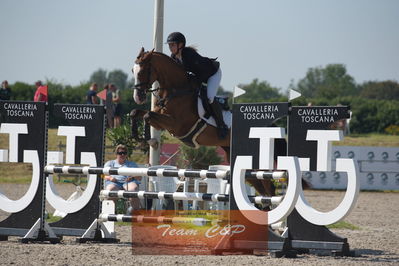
[326,220,361,230]
[334,133,399,147]
[162,131,180,144]
[45,213,63,223]
[116,222,134,226]
[0,163,35,183]
[0,128,146,183]
[161,132,399,147]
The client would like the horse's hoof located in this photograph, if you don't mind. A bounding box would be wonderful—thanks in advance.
[147,138,158,149]
[130,109,137,118]
[131,129,138,139]
[143,113,151,124]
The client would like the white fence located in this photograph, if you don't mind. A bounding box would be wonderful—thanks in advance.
[304,146,399,190]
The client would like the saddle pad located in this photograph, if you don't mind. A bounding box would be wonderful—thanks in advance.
[197,97,232,128]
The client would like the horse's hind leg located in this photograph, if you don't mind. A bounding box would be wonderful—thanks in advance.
[247,179,276,197]
[143,120,151,141]
[131,117,139,139]
[130,109,147,120]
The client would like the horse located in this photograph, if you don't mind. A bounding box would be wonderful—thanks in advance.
[130,47,276,196]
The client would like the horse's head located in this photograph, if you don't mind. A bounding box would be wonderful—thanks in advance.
[132,47,156,104]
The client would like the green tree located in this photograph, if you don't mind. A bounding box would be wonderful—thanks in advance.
[217,86,233,98]
[177,146,222,169]
[106,119,149,156]
[375,100,399,132]
[295,64,357,99]
[235,79,283,103]
[89,68,108,88]
[89,68,129,90]
[126,77,135,90]
[359,80,399,100]
[10,82,34,101]
[108,69,128,90]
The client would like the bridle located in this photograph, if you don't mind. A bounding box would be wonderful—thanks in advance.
[134,60,155,92]
[133,51,198,109]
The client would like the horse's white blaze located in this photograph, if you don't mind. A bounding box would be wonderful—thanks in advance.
[133,63,140,83]
[133,88,141,104]
[133,63,143,104]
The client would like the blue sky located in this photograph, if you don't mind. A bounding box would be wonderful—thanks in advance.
[1,0,398,92]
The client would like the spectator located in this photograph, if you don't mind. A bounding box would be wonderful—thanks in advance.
[110,84,122,128]
[0,80,11,100]
[331,104,350,135]
[33,80,48,102]
[105,84,114,128]
[86,83,98,104]
[104,144,141,210]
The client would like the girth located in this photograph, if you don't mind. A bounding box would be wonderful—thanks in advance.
[175,119,207,148]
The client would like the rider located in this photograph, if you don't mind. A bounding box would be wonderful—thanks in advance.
[166,32,228,139]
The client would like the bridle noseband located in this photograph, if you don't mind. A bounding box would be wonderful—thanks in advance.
[134,61,153,92]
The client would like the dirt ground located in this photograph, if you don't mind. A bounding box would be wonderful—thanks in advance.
[0,183,398,265]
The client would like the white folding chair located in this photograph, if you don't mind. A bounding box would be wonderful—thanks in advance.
[148,165,188,210]
[136,164,148,208]
[192,165,230,211]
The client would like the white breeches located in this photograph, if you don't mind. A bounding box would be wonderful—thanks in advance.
[207,67,222,103]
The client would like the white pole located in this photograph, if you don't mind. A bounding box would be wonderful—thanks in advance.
[149,0,164,166]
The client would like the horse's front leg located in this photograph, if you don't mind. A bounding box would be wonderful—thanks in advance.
[130,109,148,140]
[143,111,175,132]
[139,111,176,149]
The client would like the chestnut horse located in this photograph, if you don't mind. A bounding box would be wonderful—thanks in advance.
[131,48,275,196]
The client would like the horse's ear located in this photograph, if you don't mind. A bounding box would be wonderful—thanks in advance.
[150,48,155,53]
[136,47,145,61]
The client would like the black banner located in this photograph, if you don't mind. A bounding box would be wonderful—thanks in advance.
[49,104,105,233]
[231,102,290,171]
[287,106,350,171]
[0,101,47,232]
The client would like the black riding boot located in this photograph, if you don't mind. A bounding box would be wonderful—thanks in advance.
[210,101,228,139]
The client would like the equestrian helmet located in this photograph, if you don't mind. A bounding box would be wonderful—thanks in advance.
[166,32,186,46]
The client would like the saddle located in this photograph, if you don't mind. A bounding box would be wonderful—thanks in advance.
[199,84,230,119]
[176,84,230,148]
[186,74,229,116]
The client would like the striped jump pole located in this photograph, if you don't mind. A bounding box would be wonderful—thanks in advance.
[100,190,283,205]
[44,165,287,180]
[98,214,219,226]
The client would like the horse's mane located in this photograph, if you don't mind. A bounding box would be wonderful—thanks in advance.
[152,51,186,73]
